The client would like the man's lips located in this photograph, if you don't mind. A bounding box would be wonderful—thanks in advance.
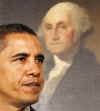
[22,81,41,87]
[21,81,42,94]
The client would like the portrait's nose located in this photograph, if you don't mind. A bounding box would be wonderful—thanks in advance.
[51,28,59,41]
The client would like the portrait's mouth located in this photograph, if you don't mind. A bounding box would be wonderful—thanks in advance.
[50,42,64,46]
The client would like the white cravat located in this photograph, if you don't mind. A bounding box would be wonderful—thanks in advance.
[40,55,72,104]
[49,55,72,80]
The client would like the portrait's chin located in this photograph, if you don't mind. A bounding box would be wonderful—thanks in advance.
[51,50,63,55]
[47,47,66,55]
[48,44,74,56]
[46,43,68,54]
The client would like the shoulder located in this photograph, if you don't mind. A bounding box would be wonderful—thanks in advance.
[73,48,100,68]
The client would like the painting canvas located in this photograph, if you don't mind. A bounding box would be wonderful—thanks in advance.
[1,0,100,111]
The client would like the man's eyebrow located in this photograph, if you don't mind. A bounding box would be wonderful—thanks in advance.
[12,53,30,58]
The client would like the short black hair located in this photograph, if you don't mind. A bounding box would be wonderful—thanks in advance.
[0,23,37,52]
[0,23,36,39]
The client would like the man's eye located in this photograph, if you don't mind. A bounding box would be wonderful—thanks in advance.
[17,57,26,62]
[35,58,44,64]
[35,54,45,64]
[35,57,44,64]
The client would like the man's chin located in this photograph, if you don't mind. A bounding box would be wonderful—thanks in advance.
[30,95,39,104]
[31,96,39,104]
[19,93,40,105]
[22,97,39,106]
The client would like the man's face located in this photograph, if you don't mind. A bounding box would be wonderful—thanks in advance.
[43,10,75,55]
[0,33,44,106]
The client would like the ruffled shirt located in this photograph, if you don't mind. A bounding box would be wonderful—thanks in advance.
[39,55,72,104]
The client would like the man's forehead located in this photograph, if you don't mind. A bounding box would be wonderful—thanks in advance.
[6,33,40,45]
[6,32,36,40]
[3,33,42,54]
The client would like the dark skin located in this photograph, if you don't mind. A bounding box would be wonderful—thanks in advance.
[0,33,44,111]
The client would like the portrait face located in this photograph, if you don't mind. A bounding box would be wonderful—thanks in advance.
[43,10,75,55]
[0,33,44,106]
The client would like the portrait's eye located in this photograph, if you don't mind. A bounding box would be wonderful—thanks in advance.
[58,25,67,30]
[61,25,66,29]
[45,24,52,30]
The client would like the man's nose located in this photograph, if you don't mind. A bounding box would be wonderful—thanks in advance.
[26,61,40,77]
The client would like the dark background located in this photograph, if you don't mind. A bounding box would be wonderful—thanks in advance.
[0,0,100,63]
[0,0,99,30]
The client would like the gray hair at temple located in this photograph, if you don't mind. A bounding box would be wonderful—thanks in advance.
[38,2,92,41]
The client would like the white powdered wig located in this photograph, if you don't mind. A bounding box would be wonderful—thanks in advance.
[38,2,91,41]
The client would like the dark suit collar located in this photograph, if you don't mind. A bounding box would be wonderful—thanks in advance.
[30,106,36,111]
